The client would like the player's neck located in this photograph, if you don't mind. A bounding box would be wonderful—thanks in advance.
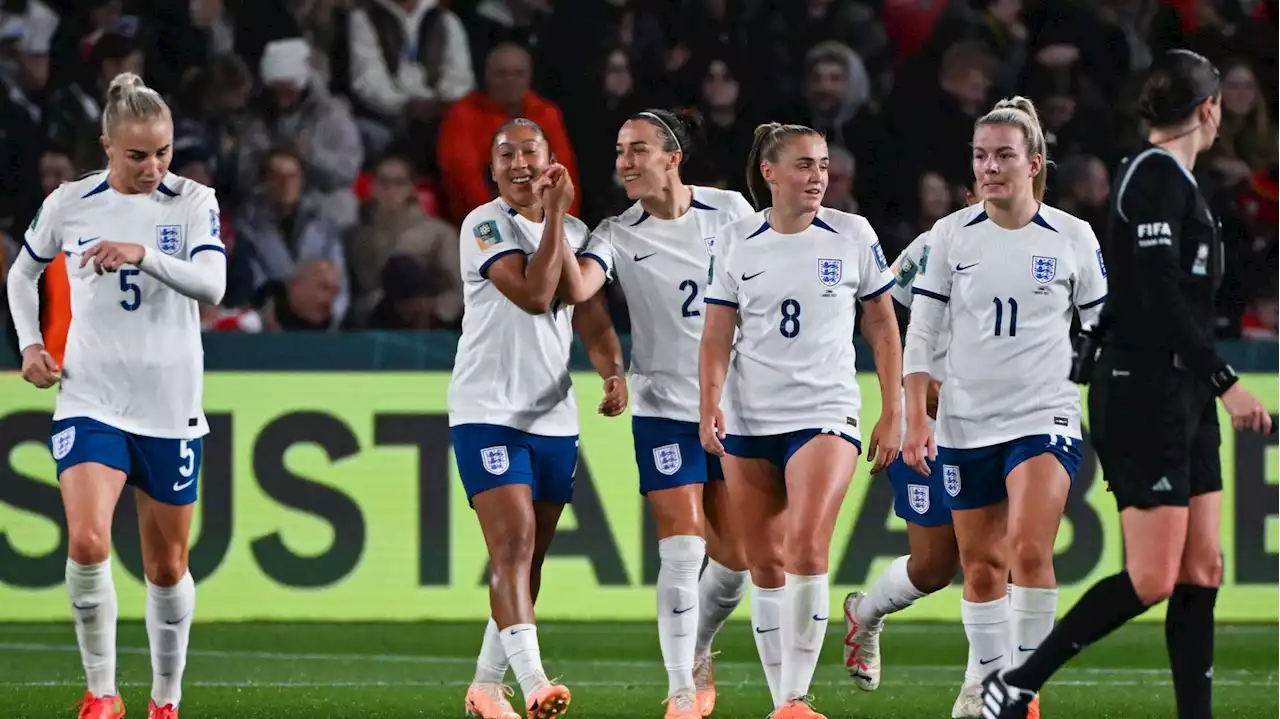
[767,206,816,235]
[106,170,145,195]
[983,196,1039,230]
[1148,129,1200,173]
[639,182,691,220]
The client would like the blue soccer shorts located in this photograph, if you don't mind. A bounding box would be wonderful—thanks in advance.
[50,417,202,506]
[632,416,724,495]
[888,455,952,527]
[722,428,861,473]
[451,423,579,505]
[937,434,1084,511]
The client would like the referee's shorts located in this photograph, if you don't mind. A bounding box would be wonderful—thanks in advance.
[1088,347,1222,511]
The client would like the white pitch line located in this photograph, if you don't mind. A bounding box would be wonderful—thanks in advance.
[0,678,1273,689]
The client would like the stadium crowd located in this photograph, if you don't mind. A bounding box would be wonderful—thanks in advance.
[0,0,1276,343]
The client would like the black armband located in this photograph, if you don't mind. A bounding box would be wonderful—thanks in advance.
[1209,364,1239,396]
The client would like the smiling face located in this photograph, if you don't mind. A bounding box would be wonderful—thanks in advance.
[491,123,549,208]
[971,122,1040,206]
[763,133,828,214]
[615,118,678,201]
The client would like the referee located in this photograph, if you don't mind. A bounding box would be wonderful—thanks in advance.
[982,49,1272,719]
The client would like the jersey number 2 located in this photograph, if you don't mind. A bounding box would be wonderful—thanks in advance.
[679,280,701,318]
[119,269,141,311]
[992,296,1018,337]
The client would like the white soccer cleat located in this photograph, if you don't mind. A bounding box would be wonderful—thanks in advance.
[842,592,882,691]
[951,682,984,718]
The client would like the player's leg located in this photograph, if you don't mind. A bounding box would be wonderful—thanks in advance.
[693,469,749,716]
[53,419,129,719]
[845,457,957,691]
[720,442,788,711]
[1005,447,1073,669]
[776,432,859,714]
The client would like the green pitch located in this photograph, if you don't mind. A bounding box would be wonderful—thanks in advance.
[1,621,1275,718]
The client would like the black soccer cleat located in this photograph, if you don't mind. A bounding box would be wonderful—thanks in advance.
[980,669,1035,719]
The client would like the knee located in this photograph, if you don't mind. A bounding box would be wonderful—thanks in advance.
[488,525,534,571]
[747,539,786,587]
[908,551,959,594]
[713,541,749,573]
[1010,534,1054,580]
[1179,550,1223,588]
[68,526,112,566]
[785,537,829,576]
[961,554,1006,599]
[144,552,189,587]
[1128,563,1180,605]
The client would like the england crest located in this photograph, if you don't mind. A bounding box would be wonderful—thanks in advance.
[480,446,510,475]
[653,443,683,476]
[943,464,961,497]
[818,258,842,287]
[1031,255,1057,284]
[907,483,930,514]
[51,426,76,460]
[156,224,184,255]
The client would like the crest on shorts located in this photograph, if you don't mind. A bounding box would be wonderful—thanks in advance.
[51,426,75,460]
[654,443,683,476]
[156,224,183,255]
[818,258,843,287]
[480,446,510,475]
[908,483,930,514]
[943,464,961,497]
[1031,255,1057,284]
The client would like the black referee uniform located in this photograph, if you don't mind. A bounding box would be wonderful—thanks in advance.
[1088,143,1234,510]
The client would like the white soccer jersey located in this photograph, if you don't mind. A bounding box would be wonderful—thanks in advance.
[19,172,225,439]
[890,231,949,434]
[448,198,590,436]
[705,207,895,439]
[905,204,1108,449]
[581,186,754,422]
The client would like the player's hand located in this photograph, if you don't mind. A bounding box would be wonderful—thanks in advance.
[20,344,60,389]
[537,164,574,214]
[81,241,145,274]
[599,375,628,417]
[901,418,936,476]
[1221,384,1273,434]
[700,407,726,457]
[866,413,901,475]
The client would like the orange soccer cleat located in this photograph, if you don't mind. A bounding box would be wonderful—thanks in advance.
[524,683,572,719]
[770,697,826,719]
[76,691,124,719]
[147,701,178,719]
[692,653,717,716]
[664,690,700,719]
[1026,695,1040,719]
[466,682,522,719]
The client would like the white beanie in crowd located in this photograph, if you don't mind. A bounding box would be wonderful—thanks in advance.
[260,37,311,89]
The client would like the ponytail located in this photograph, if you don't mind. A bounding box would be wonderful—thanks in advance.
[102,72,171,138]
[976,96,1049,202]
[743,122,823,210]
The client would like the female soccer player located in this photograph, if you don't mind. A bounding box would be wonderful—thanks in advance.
[451,118,627,719]
[901,97,1109,717]
[698,123,904,719]
[983,50,1272,719]
[556,109,755,719]
[7,73,226,719]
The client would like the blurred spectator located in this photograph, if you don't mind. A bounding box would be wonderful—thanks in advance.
[914,0,1027,98]
[238,147,349,326]
[44,31,141,173]
[883,170,955,259]
[367,254,449,329]
[749,0,889,107]
[239,37,362,229]
[1240,290,1279,340]
[38,146,75,194]
[568,47,643,225]
[254,258,343,331]
[0,5,54,229]
[346,154,461,328]
[347,0,475,164]
[464,0,552,85]
[823,144,858,214]
[437,42,579,224]
[696,55,756,196]
[1053,154,1110,233]
[172,53,256,203]
[1201,58,1278,187]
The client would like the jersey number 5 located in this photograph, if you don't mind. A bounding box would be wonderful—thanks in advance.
[119,269,142,312]
[992,296,1018,337]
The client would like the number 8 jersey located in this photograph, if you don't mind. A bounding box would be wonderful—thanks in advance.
[705,207,894,441]
[905,204,1108,449]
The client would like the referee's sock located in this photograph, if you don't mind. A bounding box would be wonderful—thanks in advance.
[1005,571,1150,692]
[1166,584,1217,719]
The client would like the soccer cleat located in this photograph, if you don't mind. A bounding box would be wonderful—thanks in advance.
[525,683,571,719]
[770,696,826,719]
[76,691,125,719]
[979,670,1035,719]
[1025,695,1040,719]
[951,682,983,718]
[664,690,700,719]
[842,592,882,691]
[692,652,717,716]
[466,682,521,719]
[147,701,178,719]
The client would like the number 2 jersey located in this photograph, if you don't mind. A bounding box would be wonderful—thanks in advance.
[904,203,1108,449]
[580,187,754,423]
[13,172,224,439]
[704,207,895,440]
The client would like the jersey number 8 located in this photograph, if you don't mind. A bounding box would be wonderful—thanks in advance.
[119,269,142,312]
[779,298,801,338]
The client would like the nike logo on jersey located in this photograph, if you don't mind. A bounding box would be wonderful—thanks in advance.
[956,262,979,271]
[673,605,694,614]
[173,478,195,492]
[754,626,779,634]
[633,252,657,262]
[741,271,766,281]
[77,236,100,246]
[1017,645,1036,653]
[979,655,1004,665]
[812,614,828,622]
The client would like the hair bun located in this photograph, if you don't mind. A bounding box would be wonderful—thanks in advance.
[108,72,145,97]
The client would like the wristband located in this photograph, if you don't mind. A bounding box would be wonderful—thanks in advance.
[1209,364,1239,396]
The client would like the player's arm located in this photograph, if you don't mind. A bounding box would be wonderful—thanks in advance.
[699,248,738,456]
[858,225,903,473]
[558,221,611,305]
[572,292,627,417]
[902,228,951,472]
[7,190,63,386]
[131,191,227,305]
[1072,222,1108,330]
[486,167,572,314]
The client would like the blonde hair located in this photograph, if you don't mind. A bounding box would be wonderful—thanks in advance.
[744,122,824,210]
[101,72,171,138]
[975,96,1049,201]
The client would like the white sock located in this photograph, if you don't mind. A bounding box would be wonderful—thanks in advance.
[500,624,549,699]
[66,558,118,697]
[474,617,509,683]
[146,571,195,708]
[1011,585,1058,668]
[750,583,785,709]
[962,596,1011,685]
[695,559,749,658]
[780,573,829,704]
[657,535,705,696]
[856,555,928,625]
